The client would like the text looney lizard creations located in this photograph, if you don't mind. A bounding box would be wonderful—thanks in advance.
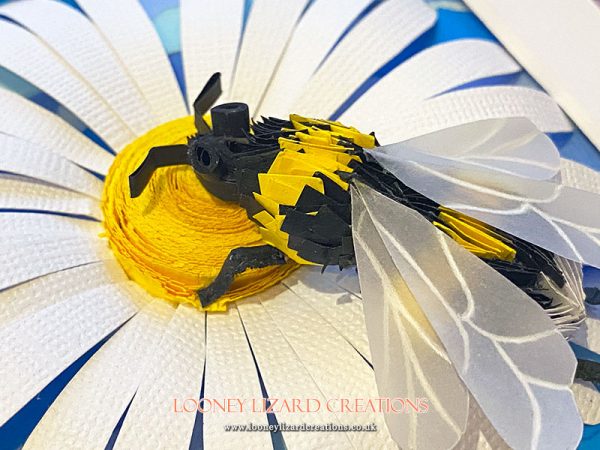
[173,397,429,414]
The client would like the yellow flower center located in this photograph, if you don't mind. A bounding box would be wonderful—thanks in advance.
[101,117,298,311]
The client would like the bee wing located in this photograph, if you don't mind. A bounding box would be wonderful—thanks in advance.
[352,182,582,450]
[351,185,470,450]
[368,119,600,268]
[378,117,561,181]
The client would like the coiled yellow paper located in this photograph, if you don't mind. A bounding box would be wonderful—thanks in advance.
[101,117,297,311]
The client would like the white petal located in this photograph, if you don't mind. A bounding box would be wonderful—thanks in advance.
[0,88,112,174]
[77,0,188,122]
[0,235,110,291]
[0,212,100,239]
[340,39,522,126]
[0,20,135,150]
[463,0,600,150]
[291,0,436,118]
[24,299,174,449]
[203,308,272,450]
[0,260,126,329]
[229,0,307,114]
[256,285,397,448]
[180,0,244,107]
[114,304,205,450]
[370,86,572,144]
[0,281,142,427]
[228,0,308,113]
[0,0,158,136]
[256,0,372,117]
[561,158,600,195]
[0,134,103,198]
[282,266,371,360]
[236,298,355,449]
[0,175,101,219]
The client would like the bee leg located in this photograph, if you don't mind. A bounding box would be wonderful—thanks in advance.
[128,144,190,198]
[197,245,286,308]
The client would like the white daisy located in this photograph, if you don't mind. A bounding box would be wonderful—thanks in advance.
[0,0,599,449]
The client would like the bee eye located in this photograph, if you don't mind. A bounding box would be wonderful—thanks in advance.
[195,147,220,173]
[200,149,212,166]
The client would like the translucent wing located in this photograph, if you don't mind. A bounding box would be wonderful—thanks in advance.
[381,117,561,180]
[352,188,469,450]
[368,118,600,268]
[352,183,582,450]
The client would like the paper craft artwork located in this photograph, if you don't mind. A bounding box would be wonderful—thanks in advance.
[1,1,599,449]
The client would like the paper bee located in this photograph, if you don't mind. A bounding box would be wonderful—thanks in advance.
[129,73,600,449]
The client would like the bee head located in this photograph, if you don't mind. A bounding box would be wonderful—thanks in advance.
[188,102,251,202]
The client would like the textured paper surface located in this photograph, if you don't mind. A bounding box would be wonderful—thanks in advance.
[340,39,521,127]
[0,88,113,174]
[0,20,134,150]
[236,298,354,449]
[0,235,110,292]
[256,0,371,117]
[291,0,436,118]
[561,158,600,195]
[115,304,205,449]
[0,0,158,138]
[465,0,600,151]
[228,0,308,113]
[77,0,188,123]
[0,134,103,198]
[0,281,141,426]
[0,176,101,219]
[180,0,244,107]
[203,309,272,450]
[0,261,126,330]
[257,285,396,448]
[283,267,371,360]
[362,86,572,144]
[0,213,101,239]
[24,300,173,449]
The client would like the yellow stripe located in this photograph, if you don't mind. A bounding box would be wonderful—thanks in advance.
[437,209,516,261]
[258,173,324,206]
